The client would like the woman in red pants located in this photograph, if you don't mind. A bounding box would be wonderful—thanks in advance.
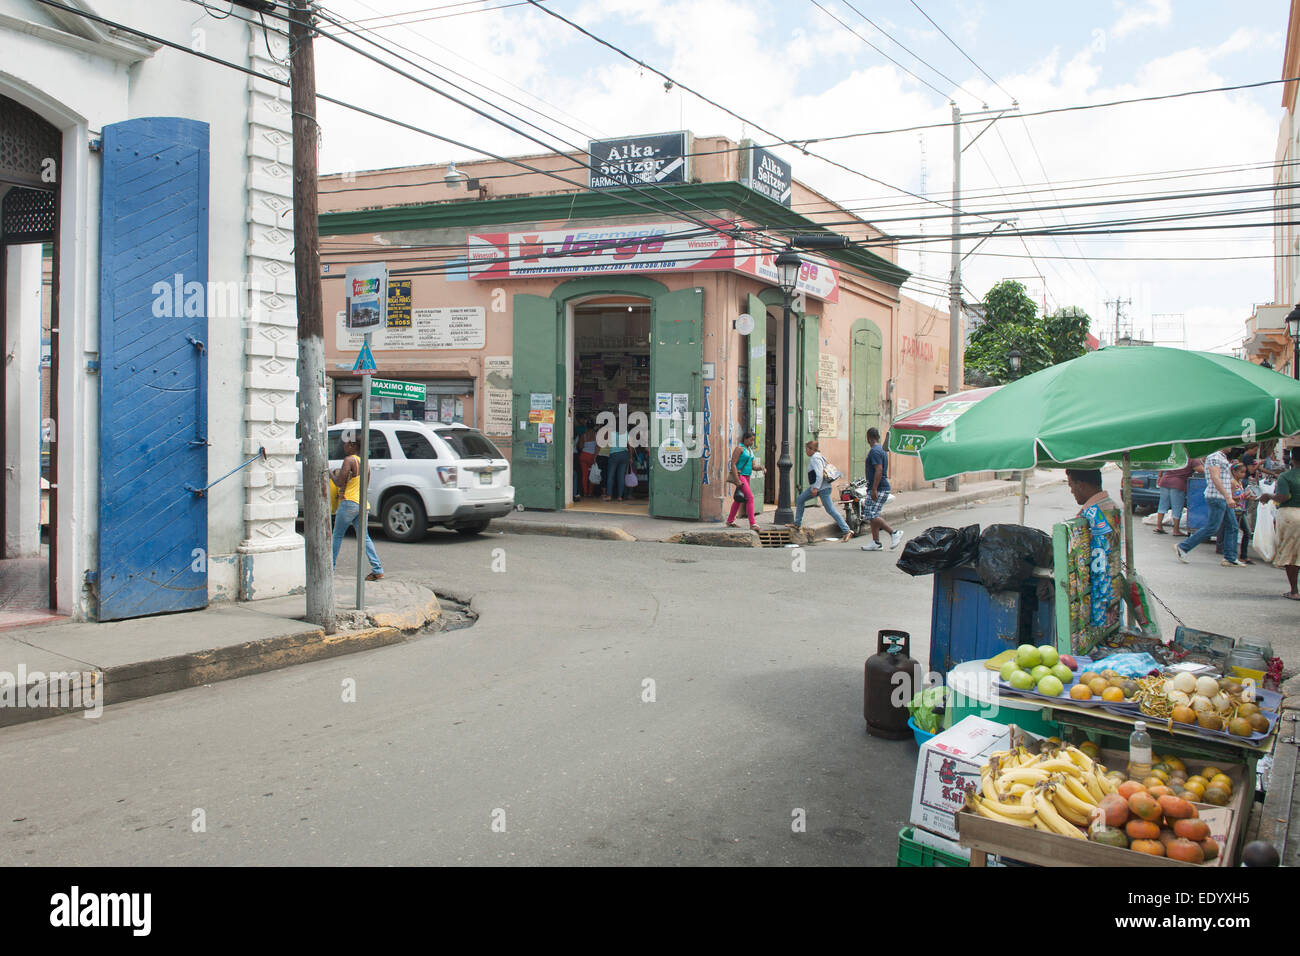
[727,430,764,530]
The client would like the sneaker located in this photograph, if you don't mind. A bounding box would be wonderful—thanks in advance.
[1220,559,1243,568]
[1174,544,1189,564]
[889,530,905,550]
[861,540,883,551]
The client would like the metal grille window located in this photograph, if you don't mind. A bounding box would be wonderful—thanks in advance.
[0,94,60,188]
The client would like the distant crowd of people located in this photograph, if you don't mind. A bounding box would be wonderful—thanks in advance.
[1164,440,1300,600]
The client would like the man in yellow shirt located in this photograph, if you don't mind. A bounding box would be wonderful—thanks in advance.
[330,431,384,580]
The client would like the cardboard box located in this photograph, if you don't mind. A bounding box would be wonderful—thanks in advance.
[910,716,1040,841]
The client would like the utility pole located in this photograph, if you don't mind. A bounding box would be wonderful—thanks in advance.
[947,102,962,492]
[1106,297,1132,346]
[290,0,335,632]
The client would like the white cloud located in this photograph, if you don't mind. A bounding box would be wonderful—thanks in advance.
[1111,0,1173,40]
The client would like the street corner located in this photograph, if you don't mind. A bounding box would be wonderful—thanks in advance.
[493,519,637,542]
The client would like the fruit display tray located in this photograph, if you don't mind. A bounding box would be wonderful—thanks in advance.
[1098,688,1284,745]
[994,656,1105,707]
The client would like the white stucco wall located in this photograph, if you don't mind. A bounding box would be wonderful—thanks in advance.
[1,0,299,618]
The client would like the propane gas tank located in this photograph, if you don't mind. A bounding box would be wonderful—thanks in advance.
[863,629,921,739]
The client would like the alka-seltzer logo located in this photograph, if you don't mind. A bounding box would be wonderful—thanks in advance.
[517,228,668,263]
[50,886,150,936]
[0,667,101,718]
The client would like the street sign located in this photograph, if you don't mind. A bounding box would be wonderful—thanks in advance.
[371,378,426,402]
[353,341,378,372]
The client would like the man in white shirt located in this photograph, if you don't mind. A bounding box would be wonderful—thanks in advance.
[791,440,854,542]
[1176,448,1241,567]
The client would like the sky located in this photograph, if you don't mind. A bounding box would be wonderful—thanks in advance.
[312,0,1294,353]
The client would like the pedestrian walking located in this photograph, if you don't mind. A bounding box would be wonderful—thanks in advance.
[1153,457,1201,536]
[1258,449,1300,600]
[1176,447,1241,567]
[1230,462,1254,565]
[859,427,904,552]
[330,432,384,580]
[791,439,854,542]
[726,430,764,531]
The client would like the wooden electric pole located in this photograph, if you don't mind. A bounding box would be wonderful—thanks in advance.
[289,0,335,632]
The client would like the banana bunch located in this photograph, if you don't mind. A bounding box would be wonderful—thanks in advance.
[965,743,1117,839]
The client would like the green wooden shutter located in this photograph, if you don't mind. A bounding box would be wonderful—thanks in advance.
[851,321,883,476]
[745,293,766,510]
[512,293,563,510]
[649,287,703,518]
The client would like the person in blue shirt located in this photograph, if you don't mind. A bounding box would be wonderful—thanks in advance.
[860,427,904,551]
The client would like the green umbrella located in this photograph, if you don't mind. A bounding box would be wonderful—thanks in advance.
[888,386,1001,457]
[919,348,1300,482]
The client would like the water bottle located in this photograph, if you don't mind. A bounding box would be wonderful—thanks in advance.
[1127,720,1153,782]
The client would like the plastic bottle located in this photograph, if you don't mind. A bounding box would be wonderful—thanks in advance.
[1127,720,1153,781]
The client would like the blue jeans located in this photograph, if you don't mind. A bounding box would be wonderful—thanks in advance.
[606,450,629,499]
[795,485,852,535]
[1179,497,1237,561]
[332,500,383,574]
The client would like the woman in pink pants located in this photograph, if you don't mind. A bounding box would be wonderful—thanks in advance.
[727,430,764,530]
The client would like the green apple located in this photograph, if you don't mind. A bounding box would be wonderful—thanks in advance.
[999,660,1020,682]
[1029,665,1051,683]
[1050,663,1074,685]
[1009,670,1034,690]
[1037,674,1064,697]
[1015,644,1042,669]
[1038,646,1060,668]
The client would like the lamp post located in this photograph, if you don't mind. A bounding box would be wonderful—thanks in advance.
[1007,347,1023,380]
[1287,304,1300,380]
[773,248,802,527]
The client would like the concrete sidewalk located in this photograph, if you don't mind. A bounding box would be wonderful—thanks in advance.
[0,574,442,727]
[493,472,1067,546]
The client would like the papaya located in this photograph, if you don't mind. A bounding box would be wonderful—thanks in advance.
[1090,826,1129,849]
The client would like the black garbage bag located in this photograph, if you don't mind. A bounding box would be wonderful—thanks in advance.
[895,524,981,576]
[977,524,1053,592]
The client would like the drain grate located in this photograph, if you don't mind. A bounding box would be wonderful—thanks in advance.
[756,528,794,548]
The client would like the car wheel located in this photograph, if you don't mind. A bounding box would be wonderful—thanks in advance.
[382,492,427,543]
[456,520,490,536]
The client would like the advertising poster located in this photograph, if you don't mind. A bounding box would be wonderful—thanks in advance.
[740,141,793,206]
[344,263,386,331]
[485,356,512,436]
[588,131,688,189]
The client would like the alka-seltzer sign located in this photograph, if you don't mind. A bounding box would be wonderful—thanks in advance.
[588,131,689,189]
[740,141,792,207]
[345,263,387,331]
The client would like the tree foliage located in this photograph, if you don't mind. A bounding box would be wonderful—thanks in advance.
[964,281,1093,385]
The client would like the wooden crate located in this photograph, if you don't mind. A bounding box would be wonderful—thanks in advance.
[956,749,1246,867]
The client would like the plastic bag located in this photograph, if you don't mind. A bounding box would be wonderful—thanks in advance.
[589,462,602,483]
[1254,501,1277,563]
[977,524,1053,592]
[625,469,639,488]
[1089,652,1160,678]
[895,524,981,576]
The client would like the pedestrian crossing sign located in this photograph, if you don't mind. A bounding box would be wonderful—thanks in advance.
[353,341,378,372]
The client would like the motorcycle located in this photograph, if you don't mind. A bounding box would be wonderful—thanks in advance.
[838,477,871,537]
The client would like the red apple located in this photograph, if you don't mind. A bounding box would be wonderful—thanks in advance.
[1060,655,1078,672]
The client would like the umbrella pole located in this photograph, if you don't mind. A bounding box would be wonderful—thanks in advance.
[1018,470,1028,524]
[1122,453,1134,593]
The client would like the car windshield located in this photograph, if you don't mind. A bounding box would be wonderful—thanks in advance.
[439,429,502,460]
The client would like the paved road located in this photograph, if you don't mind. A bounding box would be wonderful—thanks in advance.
[2,477,1293,865]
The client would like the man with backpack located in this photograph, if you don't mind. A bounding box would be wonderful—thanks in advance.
[861,427,905,552]
[790,439,854,542]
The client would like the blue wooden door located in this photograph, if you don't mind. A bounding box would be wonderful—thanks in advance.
[97,118,209,620]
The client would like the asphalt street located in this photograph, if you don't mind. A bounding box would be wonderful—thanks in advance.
[1,477,1293,866]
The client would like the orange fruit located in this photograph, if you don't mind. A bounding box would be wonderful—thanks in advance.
[1069,684,1093,701]
[1088,678,1109,696]
[1117,781,1147,800]
[1209,774,1233,794]
[1101,686,1124,702]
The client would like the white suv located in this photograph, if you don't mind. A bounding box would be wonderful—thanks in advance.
[299,420,514,543]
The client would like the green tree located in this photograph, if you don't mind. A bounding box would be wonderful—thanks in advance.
[1043,306,1092,365]
[964,280,1050,384]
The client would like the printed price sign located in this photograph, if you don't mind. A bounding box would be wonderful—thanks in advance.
[658,437,687,472]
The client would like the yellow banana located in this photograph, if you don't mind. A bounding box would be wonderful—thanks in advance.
[1065,745,1095,773]
[1094,771,1117,796]
[969,794,1036,828]
[1033,787,1087,839]
[1084,771,1106,802]
[996,767,1049,786]
[1037,758,1084,779]
[1063,774,1099,806]
[1052,778,1099,820]
[1032,815,1054,833]
[1020,787,1036,808]
[1052,795,1093,828]
[1008,783,1031,797]
[982,766,1000,803]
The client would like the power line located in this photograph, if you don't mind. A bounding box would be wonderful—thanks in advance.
[838,0,985,105]
[808,0,953,101]
[908,0,1016,103]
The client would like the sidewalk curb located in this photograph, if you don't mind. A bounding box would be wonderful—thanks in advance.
[493,519,636,542]
[0,588,444,729]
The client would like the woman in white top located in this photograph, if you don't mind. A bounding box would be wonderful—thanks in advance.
[791,439,853,542]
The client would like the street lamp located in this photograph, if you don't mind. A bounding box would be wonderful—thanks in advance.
[773,248,802,527]
[1287,303,1300,380]
[1008,347,1022,379]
